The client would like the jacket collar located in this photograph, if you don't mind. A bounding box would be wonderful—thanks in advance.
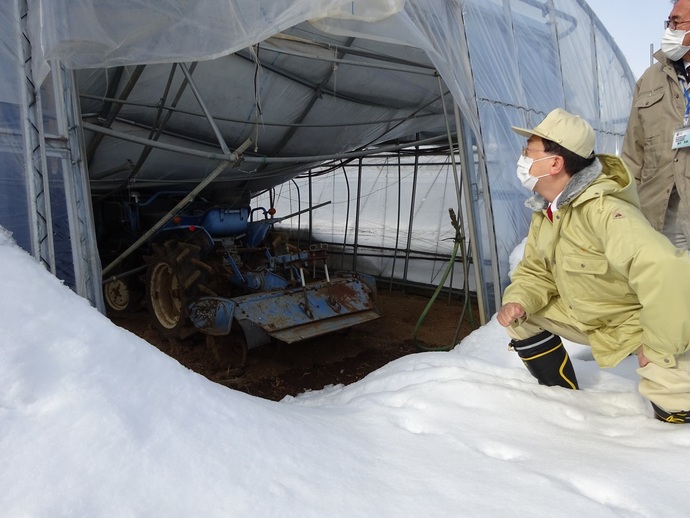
[524,158,602,212]
[654,48,686,80]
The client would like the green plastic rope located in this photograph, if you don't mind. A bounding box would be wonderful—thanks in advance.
[412,208,473,351]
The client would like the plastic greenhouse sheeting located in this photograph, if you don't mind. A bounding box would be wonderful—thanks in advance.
[0,0,635,317]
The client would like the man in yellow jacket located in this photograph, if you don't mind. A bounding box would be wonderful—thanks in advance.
[498,108,690,423]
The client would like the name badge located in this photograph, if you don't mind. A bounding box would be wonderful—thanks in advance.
[673,127,690,149]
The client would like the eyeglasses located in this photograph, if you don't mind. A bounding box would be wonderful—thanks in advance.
[522,146,547,157]
[665,19,690,30]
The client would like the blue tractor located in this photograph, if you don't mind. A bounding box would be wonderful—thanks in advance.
[99,193,380,369]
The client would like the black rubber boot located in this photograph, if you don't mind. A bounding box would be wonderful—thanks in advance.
[651,402,690,424]
[510,331,579,389]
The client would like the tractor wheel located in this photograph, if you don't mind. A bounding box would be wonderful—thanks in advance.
[103,275,143,314]
[145,240,212,340]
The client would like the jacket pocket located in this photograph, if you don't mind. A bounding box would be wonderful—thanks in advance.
[562,254,609,275]
[560,254,609,301]
[635,87,665,176]
[633,86,664,109]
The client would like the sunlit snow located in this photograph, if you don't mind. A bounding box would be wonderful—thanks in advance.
[1,225,687,518]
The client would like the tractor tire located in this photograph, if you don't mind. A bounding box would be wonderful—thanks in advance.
[144,239,213,340]
[103,274,143,315]
[101,240,145,315]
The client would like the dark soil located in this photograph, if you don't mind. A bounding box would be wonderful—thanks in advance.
[108,289,478,401]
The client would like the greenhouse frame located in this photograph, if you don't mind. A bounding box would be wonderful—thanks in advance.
[0,0,635,324]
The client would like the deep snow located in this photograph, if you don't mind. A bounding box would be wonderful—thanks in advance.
[1,225,688,518]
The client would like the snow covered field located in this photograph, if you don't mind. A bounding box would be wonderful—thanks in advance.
[1,225,688,518]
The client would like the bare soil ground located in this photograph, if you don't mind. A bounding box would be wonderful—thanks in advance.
[108,289,478,401]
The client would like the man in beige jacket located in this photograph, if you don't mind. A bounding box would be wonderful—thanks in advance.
[622,0,690,249]
[500,108,690,423]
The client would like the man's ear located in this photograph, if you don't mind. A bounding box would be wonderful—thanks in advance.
[550,155,565,175]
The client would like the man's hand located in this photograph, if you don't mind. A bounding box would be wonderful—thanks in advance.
[497,302,525,327]
[637,346,650,368]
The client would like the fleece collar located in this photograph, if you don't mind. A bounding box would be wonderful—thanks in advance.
[524,158,602,213]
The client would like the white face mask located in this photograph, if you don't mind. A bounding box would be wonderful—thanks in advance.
[516,154,552,191]
[662,27,690,61]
